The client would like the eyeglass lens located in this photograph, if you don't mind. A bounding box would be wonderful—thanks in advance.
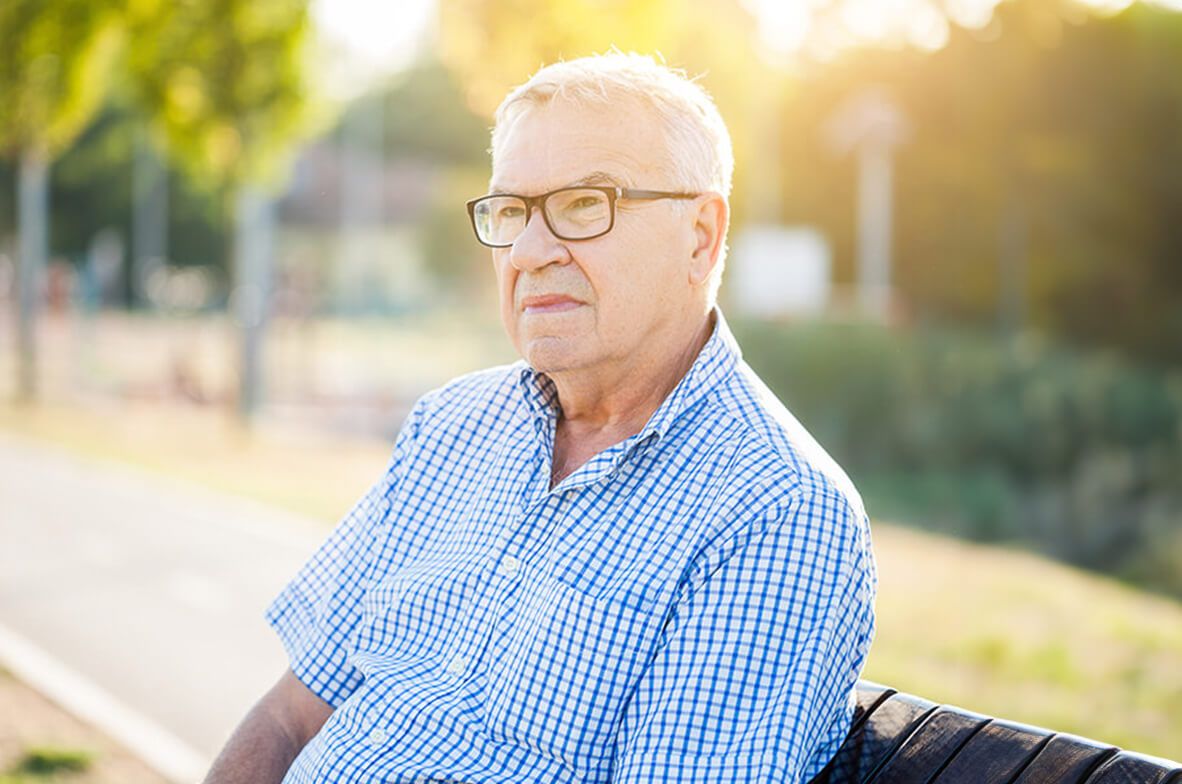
[473,188,612,245]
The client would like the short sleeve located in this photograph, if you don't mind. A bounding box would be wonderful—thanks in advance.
[610,488,877,783]
[264,403,423,707]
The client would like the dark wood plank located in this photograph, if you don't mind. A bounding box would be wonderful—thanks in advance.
[809,691,937,784]
[867,708,989,784]
[1084,751,1182,784]
[808,683,895,784]
[931,720,1051,783]
[1011,735,1117,784]
[809,681,1181,784]
[855,681,896,715]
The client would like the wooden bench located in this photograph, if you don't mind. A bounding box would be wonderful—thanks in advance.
[809,681,1181,783]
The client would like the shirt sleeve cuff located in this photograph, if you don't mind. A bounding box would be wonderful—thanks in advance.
[265,590,364,708]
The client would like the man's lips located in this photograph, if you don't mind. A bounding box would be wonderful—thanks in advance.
[519,294,583,314]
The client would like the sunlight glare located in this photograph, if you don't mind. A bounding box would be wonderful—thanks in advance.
[840,0,911,43]
[944,0,1002,29]
[745,0,1179,62]
[908,2,951,51]
[312,0,435,96]
[748,0,814,60]
[1073,0,1136,12]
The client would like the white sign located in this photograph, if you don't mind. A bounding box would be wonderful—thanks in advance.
[730,226,831,317]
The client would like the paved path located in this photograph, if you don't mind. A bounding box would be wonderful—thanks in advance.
[0,434,331,781]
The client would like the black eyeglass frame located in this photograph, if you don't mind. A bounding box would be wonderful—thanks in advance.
[465,186,699,248]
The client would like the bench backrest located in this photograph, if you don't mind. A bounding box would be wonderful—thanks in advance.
[809,681,1181,783]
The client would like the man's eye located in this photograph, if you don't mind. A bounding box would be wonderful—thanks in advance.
[497,205,525,219]
[569,197,603,210]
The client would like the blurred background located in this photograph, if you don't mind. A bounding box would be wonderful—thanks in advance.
[0,0,1179,780]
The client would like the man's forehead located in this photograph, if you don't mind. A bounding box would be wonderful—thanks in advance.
[490,100,665,193]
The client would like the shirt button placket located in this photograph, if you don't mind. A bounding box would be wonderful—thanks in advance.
[445,655,468,679]
[498,555,522,578]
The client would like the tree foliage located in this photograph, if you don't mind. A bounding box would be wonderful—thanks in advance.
[0,0,124,160]
[773,1,1182,364]
[124,0,319,193]
[0,0,319,248]
[39,99,229,270]
[437,0,762,132]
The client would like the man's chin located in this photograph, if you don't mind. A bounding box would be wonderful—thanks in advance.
[521,336,589,373]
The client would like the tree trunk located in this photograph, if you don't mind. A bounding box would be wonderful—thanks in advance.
[16,146,49,403]
[131,128,169,308]
[232,184,275,422]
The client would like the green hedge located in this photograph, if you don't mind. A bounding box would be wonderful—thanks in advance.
[733,320,1182,597]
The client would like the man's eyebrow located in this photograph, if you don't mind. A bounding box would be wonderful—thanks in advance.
[573,171,626,188]
[486,171,627,195]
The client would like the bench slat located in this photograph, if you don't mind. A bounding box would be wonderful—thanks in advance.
[1011,735,1117,784]
[867,709,989,784]
[812,682,1180,783]
[1084,752,1182,784]
[809,691,937,784]
[932,720,1051,783]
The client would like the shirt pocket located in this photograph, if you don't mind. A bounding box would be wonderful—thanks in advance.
[354,558,479,664]
[482,576,662,772]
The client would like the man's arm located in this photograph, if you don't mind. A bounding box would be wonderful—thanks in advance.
[202,669,333,784]
[611,489,876,783]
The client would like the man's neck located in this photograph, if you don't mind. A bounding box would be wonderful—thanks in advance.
[546,311,715,486]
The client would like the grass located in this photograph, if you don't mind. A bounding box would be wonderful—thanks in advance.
[0,746,92,784]
[0,670,164,784]
[0,401,391,524]
[12,747,92,775]
[864,525,1182,755]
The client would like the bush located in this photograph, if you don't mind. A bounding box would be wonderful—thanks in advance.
[733,319,1182,597]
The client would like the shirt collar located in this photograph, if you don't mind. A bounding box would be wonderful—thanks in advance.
[515,307,741,449]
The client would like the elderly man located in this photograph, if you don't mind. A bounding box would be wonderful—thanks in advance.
[204,53,876,784]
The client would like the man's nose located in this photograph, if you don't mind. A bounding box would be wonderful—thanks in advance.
[508,206,569,271]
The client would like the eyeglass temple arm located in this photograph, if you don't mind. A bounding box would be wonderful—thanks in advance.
[616,188,699,200]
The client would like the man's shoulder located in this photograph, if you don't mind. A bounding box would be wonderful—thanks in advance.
[389,363,529,466]
[412,362,525,420]
[704,360,865,518]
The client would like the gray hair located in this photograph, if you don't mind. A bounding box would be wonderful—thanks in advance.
[491,53,734,199]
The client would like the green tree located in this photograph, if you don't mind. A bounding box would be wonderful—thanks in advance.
[124,0,317,190]
[0,0,123,400]
[770,1,1182,363]
[437,0,763,150]
[123,0,321,418]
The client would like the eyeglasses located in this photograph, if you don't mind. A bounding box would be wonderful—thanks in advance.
[465,186,698,248]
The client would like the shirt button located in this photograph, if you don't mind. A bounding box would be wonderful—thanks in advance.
[367,726,388,745]
[445,656,467,678]
[498,555,522,578]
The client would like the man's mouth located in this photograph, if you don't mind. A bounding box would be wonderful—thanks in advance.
[520,294,583,314]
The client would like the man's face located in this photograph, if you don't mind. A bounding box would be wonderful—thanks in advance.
[489,100,702,379]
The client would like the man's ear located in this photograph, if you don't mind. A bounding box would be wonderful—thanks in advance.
[688,193,729,286]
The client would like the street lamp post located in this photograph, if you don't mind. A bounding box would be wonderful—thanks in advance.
[824,87,910,321]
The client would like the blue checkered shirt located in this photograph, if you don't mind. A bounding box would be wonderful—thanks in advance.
[266,311,877,783]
